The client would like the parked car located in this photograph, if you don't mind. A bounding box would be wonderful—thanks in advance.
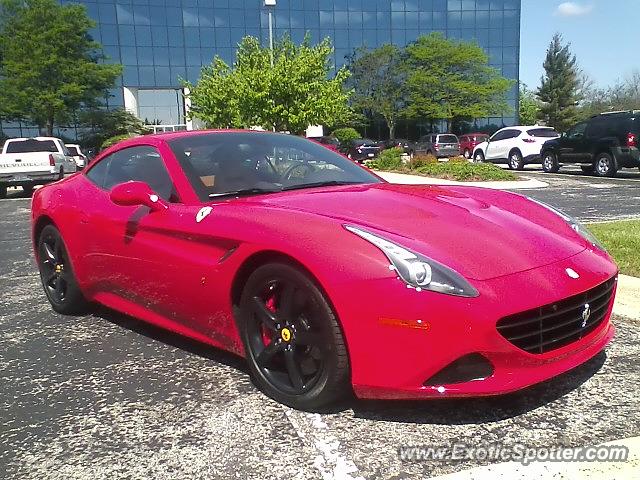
[0,137,77,198]
[383,138,417,156]
[65,144,88,170]
[473,126,559,170]
[342,138,381,163]
[415,133,460,158]
[307,136,340,152]
[459,133,489,159]
[540,111,640,177]
[32,130,617,409]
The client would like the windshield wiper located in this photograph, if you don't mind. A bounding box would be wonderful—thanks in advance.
[208,187,283,199]
[282,181,364,192]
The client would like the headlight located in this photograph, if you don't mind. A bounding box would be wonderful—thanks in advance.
[344,225,479,298]
[528,198,606,251]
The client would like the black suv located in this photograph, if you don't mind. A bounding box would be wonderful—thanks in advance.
[540,111,640,176]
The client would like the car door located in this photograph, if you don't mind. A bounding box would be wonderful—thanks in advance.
[557,122,588,163]
[484,130,510,161]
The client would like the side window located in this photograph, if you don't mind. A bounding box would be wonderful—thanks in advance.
[87,146,179,202]
[490,131,507,141]
[568,122,588,139]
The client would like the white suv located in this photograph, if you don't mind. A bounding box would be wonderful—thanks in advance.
[472,126,559,170]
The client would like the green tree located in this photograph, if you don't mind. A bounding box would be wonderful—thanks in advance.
[0,0,122,135]
[331,127,360,145]
[404,33,512,130]
[184,35,353,134]
[536,33,581,132]
[347,44,407,140]
[519,83,540,125]
[78,108,151,152]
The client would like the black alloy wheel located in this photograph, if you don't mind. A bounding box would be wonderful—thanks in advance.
[37,225,88,314]
[239,263,350,410]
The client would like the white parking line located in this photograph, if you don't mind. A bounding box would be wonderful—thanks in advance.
[283,408,364,480]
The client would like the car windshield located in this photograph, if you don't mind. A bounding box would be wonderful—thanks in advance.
[5,139,58,153]
[438,135,458,144]
[527,128,559,138]
[67,146,80,156]
[168,132,382,201]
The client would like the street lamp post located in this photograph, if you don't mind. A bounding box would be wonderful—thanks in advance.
[264,0,276,67]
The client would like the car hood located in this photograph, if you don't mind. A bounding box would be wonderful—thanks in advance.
[253,183,586,281]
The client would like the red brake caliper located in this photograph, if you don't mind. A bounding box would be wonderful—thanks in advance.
[261,296,277,346]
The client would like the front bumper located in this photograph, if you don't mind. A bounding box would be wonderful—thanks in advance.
[330,247,618,400]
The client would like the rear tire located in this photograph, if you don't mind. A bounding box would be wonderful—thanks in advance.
[463,149,471,159]
[508,149,524,170]
[22,183,35,195]
[37,224,89,315]
[238,262,350,410]
[58,167,64,181]
[594,152,617,177]
[542,151,560,173]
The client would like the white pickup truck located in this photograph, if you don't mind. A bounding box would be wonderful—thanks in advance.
[0,137,77,198]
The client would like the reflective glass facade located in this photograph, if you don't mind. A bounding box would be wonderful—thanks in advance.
[73,0,521,127]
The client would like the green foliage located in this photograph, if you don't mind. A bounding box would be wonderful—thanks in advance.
[373,147,404,170]
[519,83,540,125]
[101,134,134,150]
[184,35,353,134]
[415,162,517,182]
[0,0,122,135]
[588,220,640,277]
[347,44,407,139]
[536,34,581,132]
[331,127,360,145]
[79,108,150,152]
[409,154,438,169]
[404,33,513,130]
[579,70,640,119]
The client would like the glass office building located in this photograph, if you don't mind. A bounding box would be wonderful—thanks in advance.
[6,0,520,137]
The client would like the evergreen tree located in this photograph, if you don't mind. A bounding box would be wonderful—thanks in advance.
[536,33,581,132]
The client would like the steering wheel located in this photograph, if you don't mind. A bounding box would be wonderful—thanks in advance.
[283,162,316,182]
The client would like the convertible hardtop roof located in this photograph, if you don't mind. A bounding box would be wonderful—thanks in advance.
[146,129,278,142]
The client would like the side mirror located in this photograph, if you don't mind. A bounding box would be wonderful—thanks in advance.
[110,181,168,212]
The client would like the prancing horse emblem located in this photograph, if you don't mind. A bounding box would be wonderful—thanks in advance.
[581,303,591,328]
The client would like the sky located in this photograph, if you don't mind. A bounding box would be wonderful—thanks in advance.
[519,0,639,90]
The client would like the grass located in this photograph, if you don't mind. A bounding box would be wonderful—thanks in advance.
[370,149,518,182]
[587,220,640,277]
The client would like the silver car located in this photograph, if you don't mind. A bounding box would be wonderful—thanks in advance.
[416,133,461,158]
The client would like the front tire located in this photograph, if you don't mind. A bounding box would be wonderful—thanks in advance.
[37,225,88,315]
[508,149,524,170]
[238,262,350,410]
[473,150,485,163]
[594,152,617,177]
[542,151,560,173]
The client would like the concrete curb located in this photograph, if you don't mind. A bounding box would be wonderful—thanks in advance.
[375,171,548,190]
[427,436,639,480]
[614,274,640,321]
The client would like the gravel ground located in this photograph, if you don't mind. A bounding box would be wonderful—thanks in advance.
[1,194,639,480]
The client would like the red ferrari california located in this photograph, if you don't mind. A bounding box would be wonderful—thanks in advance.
[31,130,617,409]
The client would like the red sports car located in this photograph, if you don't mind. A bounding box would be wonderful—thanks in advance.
[31,130,617,410]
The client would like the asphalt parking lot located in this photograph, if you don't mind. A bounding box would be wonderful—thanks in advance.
[1,185,639,480]
[510,165,640,222]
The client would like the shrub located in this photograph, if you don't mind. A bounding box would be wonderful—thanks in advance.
[447,155,469,164]
[101,134,134,150]
[415,162,517,181]
[331,127,360,146]
[409,154,438,169]
[373,147,404,170]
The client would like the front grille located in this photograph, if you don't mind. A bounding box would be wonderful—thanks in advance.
[496,277,616,354]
